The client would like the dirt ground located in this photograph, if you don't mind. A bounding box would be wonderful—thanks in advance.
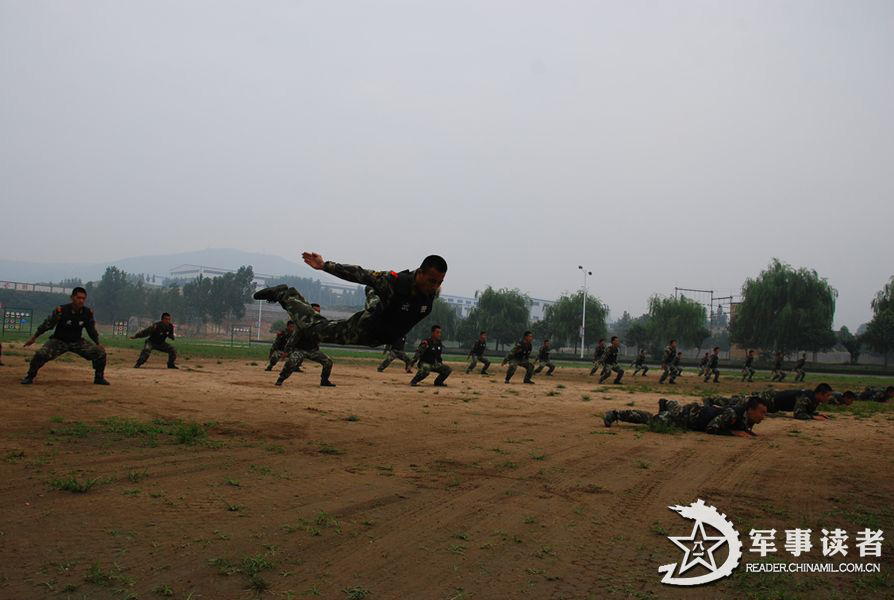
[1,347,893,600]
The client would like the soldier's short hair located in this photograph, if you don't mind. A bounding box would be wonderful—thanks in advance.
[543,338,549,342]
[71,286,87,297]
[523,331,533,337]
[598,338,604,343]
[746,396,768,411]
[843,391,857,400]
[669,339,676,344]
[161,312,171,319]
[286,320,295,326]
[311,303,321,308]
[713,347,720,352]
[814,383,833,395]
[610,336,618,342]
[421,255,448,273]
[885,386,894,394]
[431,324,441,332]
[479,331,486,335]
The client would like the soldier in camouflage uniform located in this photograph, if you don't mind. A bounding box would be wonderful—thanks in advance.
[792,353,807,383]
[770,351,787,382]
[717,384,833,419]
[378,335,413,373]
[703,347,721,383]
[533,339,556,376]
[410,324,452,386]
[589,339,606,376]
[830,390,857,405]
[603,396,768,437]
[658,340,678,384]
[631,349,649,376]
[466,332,491,375]
[741,350,756,382]
[132,312,178,369]
[276,304,335,387]
[858,386,894,402]
[598,336,624,384]
[266,321,296,371]
[672,351,683,378]
[254,252,446,348]
[21,287,109,385]
[697,352,709,377]
[503,331,536,384]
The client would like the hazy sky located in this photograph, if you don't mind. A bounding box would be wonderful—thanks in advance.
[2,1,892,329]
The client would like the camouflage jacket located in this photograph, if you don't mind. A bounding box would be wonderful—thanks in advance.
[602,345,619,366]
[505,340,533,363]
[537,344,550,361]
[270,330,291,352]
[35,303,100,344]
[469,340,487,357]
[133,321,175,345]
[661,346,675,367]
[593,343,606,362]
[707,354,719,369]
[633,353,645,366]
[859,387,891,402]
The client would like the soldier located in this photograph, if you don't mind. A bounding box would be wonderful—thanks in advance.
[830,390,857,405]
[770,351,787,381]
[631,349,649,376]
[276,304,335,387]
[131,312,178,369]
[503,331,536,384]
[658,339,678,384]
[588,339,606,376]
[254,252,446,348]
[20,287,109,385]
[792,353,807,382]
[410,324,451,386]
[741,349,756,382]
[672,351,683,378]
[603,396,768,437]
[378,335,413,373]
[466,331,491,375]
[858,386,894,402]
[697,352,709,377]
[760,383,833,420]
[266,321,296,371]
[598,336,624,384]
[703,347,721,383]
[533,339,556,376]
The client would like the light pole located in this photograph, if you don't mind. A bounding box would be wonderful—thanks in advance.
[578,265,591,358]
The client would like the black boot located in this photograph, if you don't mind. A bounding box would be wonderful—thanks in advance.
[94,373,110,385]
[320,379,336,387]
[167,364,178,369]
[253,284,289,302]
[20,375,34,385]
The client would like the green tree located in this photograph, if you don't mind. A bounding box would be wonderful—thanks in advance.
[462,287,530,350]
[863,276,894,366]
[645,295,709,351]
[730,259,837,354]
[89,267,135,323]
[539,291,608,353]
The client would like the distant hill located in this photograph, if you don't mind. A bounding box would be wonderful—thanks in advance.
[0,248,308,283]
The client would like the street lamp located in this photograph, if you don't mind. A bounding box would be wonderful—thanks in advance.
[578,265,592,358]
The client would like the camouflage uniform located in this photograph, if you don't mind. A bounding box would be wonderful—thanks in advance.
[703,353,720,383]
[533,343,556,376]
[503,339,535,383]
[758,388,820,419]
[589,342,606,376]
[697,354,709,377]
[24,303,107,383]
[261,261,437,347]
[266,329,292,370]
[276,328,333,386]
[792,357,806,382]
[378,336,413,372]
[672,353,683,378]
[770,355,787,382]
[133,321,177,368]
[631,352,649,376]
[859,387,893,402]
[741,354,755,382]
[598,345,624,384]
[410,337,451,386]
[658,346,677,384]
[606,400,753,435]
[466,339,491,374]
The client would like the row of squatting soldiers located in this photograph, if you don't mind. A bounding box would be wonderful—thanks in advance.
[586,337,625,384]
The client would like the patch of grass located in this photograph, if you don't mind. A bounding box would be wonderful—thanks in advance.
[266,444,286,454]
[650,522,669,536]
[84,562,131,588]
[226,479,241,487]
[50,421,94,438]
[636,460,650,469]
[153,584,174,597]
[343,587,370,600]
[497,461,519,470]
[319,443,344,455]
[545,390,560,397]
[127,470,149,483]
[345,415,360,422]
[530,453,546,461]
[646,420,683,435]
[49,475,99,493]
[581,395,591,401]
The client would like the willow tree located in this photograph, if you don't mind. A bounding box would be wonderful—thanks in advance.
[863,276,894,366]
[538,291,609,353]
[645,295,709,350]
[460,287,530,350]
[730,259,837,354]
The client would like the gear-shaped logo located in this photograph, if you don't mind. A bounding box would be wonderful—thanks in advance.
[658,499,743,586]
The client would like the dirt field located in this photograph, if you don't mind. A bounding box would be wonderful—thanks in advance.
[2,346,893,600]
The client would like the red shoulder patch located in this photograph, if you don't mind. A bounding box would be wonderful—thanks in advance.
[389,271,398,278]
[56,306,63,313]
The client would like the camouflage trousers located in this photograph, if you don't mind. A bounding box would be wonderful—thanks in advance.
[505,359,535,382]
[28,338,106,378]
[411,361,451,385]
[599,363,624,383]
[658,365,677,383]
[771,369,787,382]
[615,401,701,429]
[704,368,720,382]
[466,354,491,374]
[279,349,333,383]
[533,359,555,375]
[632,363,649,376]
[267,346,284,369]
[379,349,413,372]
[589,360,603,376]
[136,340,176,367]
[278,288,385,347]
[741,366,755,381]
[793,369,805,382]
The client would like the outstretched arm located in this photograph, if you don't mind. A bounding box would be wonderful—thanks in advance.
[131,325,152,339]
[25,309,62,346]
[303,252,393,298]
